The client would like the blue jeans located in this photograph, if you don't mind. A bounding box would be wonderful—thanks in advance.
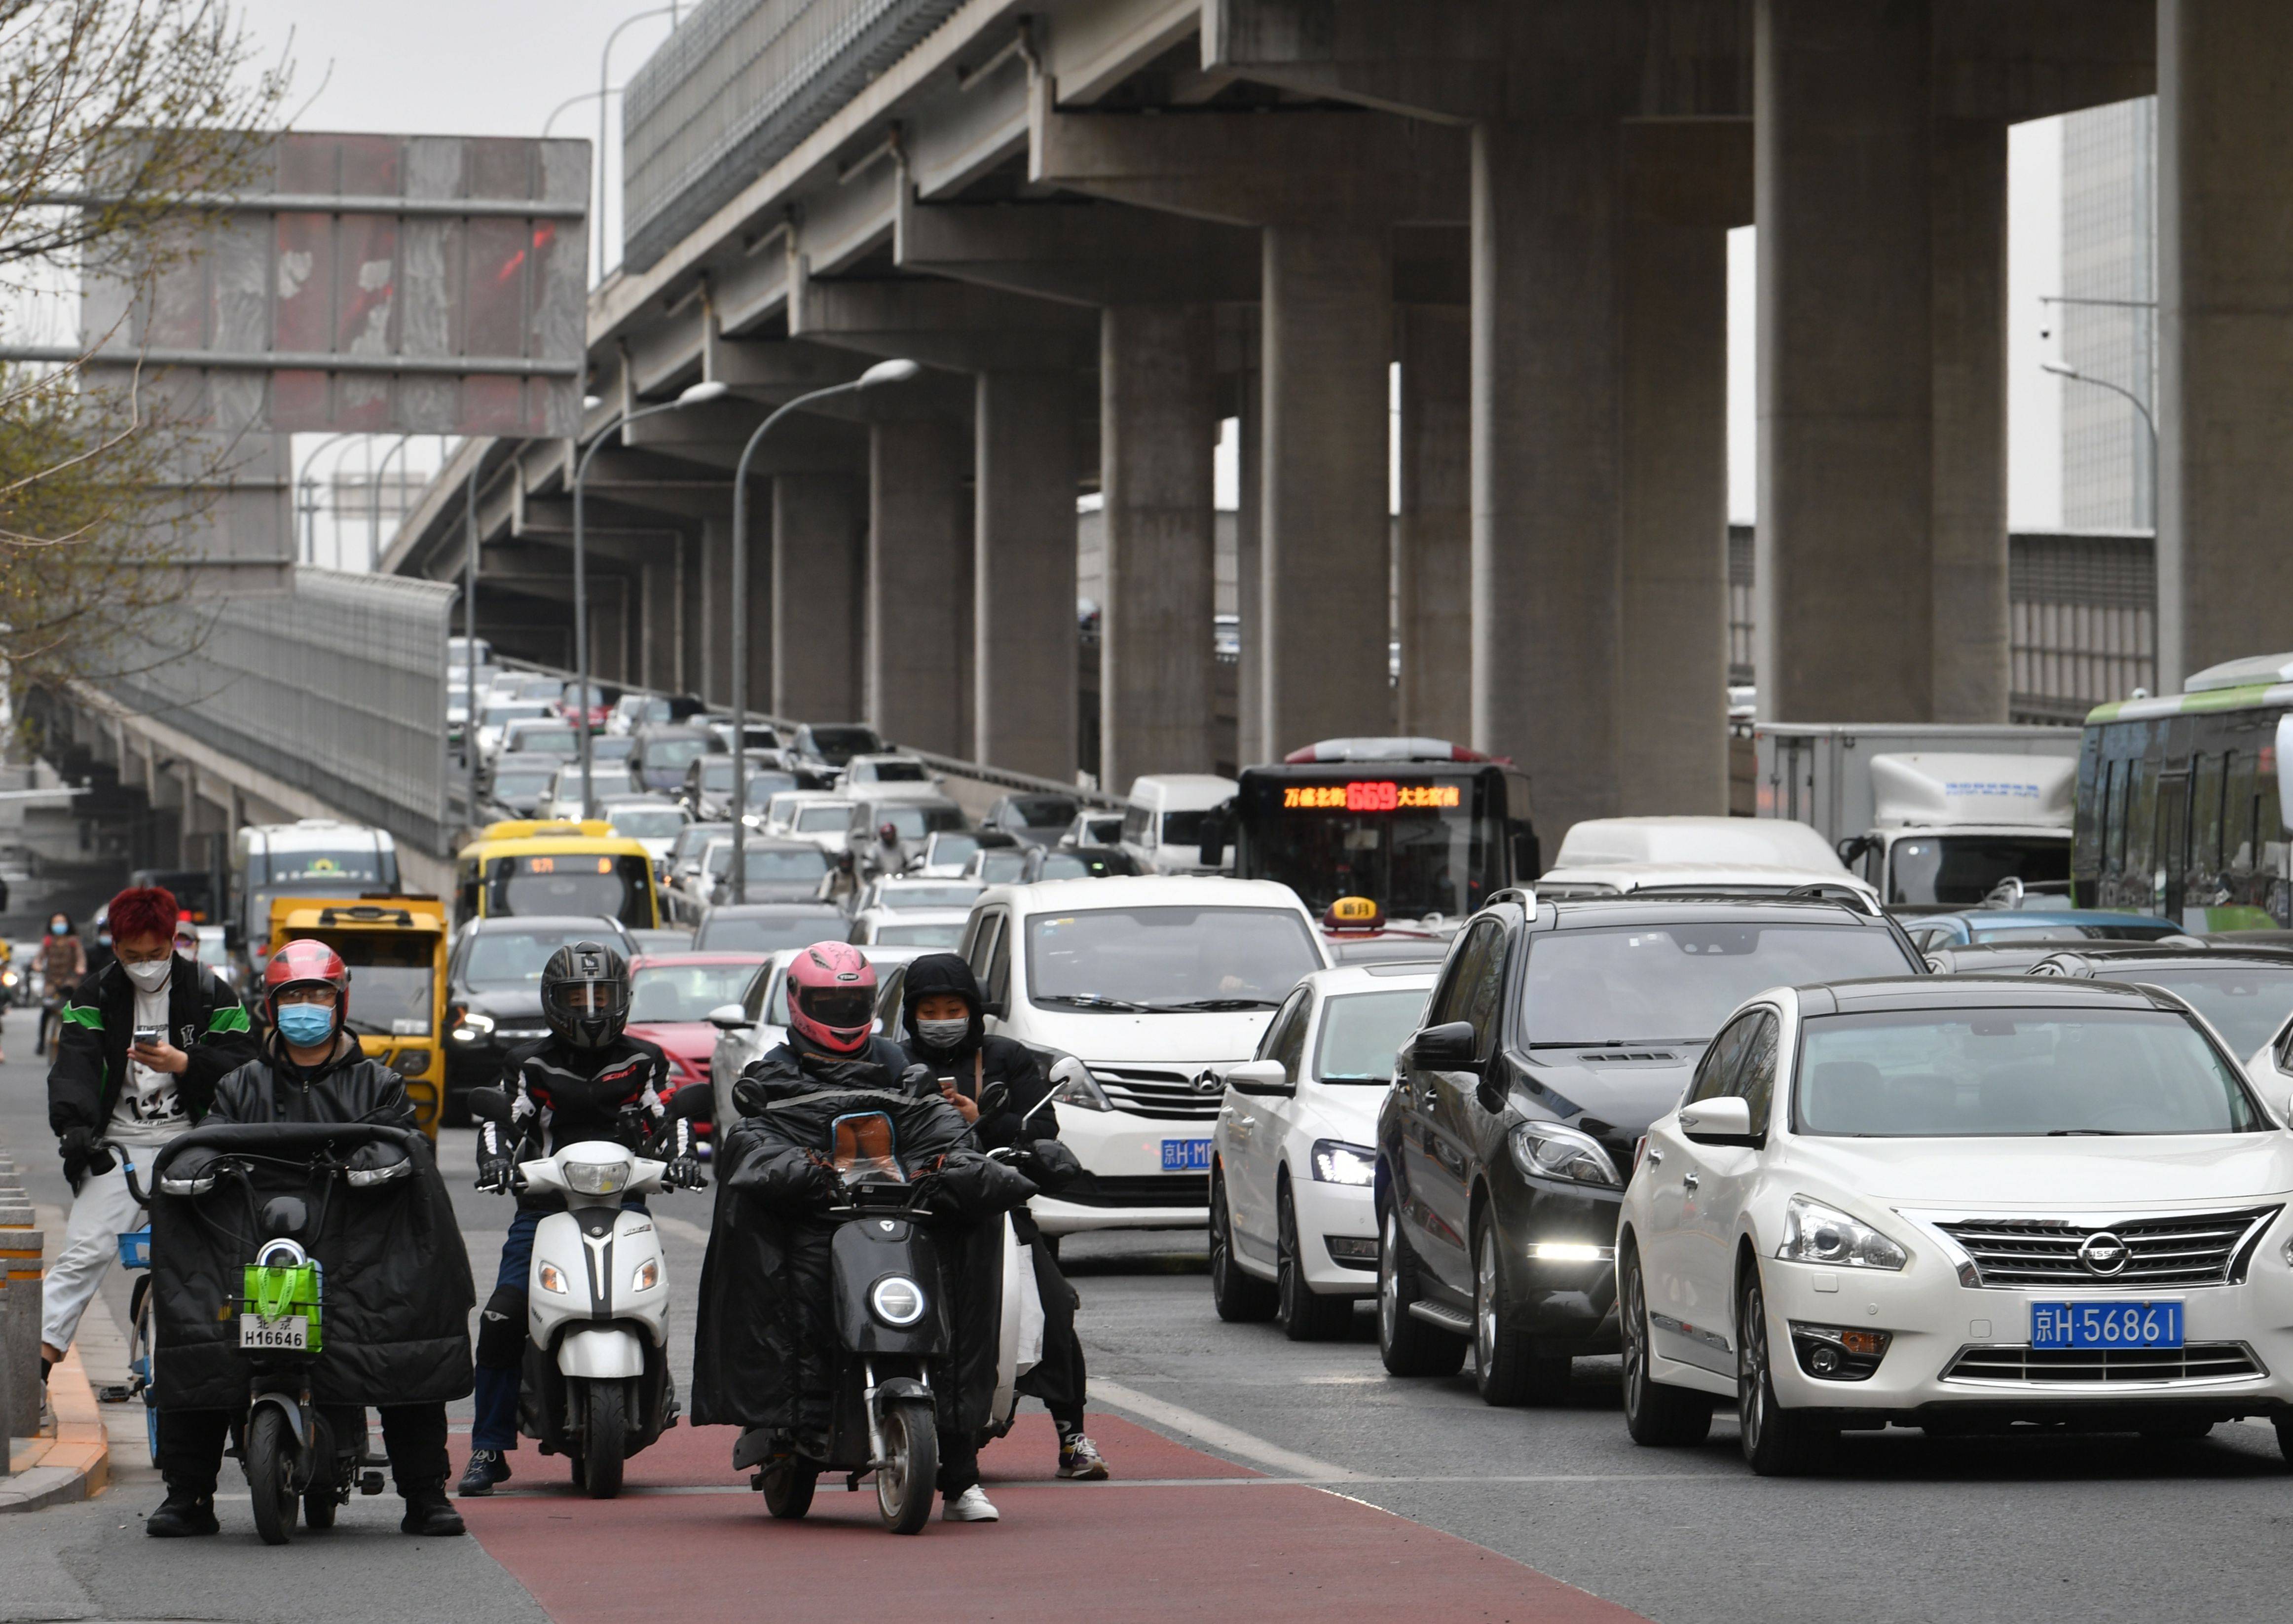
[470,1199,648,1453]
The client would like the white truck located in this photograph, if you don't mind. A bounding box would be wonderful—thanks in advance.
[1752,723,2082,911]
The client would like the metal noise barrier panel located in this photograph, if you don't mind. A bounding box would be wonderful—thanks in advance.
[108,567,456,855]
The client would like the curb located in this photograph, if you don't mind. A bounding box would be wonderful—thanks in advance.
[1,1345,110,1513]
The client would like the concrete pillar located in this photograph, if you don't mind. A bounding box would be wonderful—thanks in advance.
[1930,116,2009,723]
[2159,0,2293,687]
[1235,363,1264,767]
[1755,0,1933,723]
[867,419,969,755]
[772,473,864,721]
[975,371,1079,779]
[641,552,682,696]
[1397,303,1472,744]
[1260,226,1393,759]
[1100,304,1218,788]
[700,519,733,705]
[1473,116,1622,835]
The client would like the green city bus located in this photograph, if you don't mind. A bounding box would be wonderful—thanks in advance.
[2074,654,2293,930]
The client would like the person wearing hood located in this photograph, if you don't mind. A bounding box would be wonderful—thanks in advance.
[899,952,1109,1484]
[42,886,254,1395]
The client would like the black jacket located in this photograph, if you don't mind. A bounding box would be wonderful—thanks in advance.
[897,953,1075,1204]
[731,1031,919,1117]
[501,1032,670,1152]
[209,1036,418,1129]
[47,955,256,1140]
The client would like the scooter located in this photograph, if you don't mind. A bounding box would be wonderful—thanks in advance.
[472,1088,704,1498]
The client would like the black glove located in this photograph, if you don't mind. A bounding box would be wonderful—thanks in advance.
[58,1125,114,1183]
[663,1117,707,1191]
[1018,1137,1082,1194]
[475,1120,513,1192]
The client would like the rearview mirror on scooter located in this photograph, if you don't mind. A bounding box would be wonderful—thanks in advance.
[465,1086,513,1126]
[666,1085,714,1120]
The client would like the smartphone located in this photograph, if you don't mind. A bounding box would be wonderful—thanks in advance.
[132,1026,163,1047]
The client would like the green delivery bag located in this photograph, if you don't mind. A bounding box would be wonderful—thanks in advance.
[240,1259,323,1353]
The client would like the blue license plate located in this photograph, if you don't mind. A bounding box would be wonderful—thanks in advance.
[1161,1138,1213,1173]
[2031,1301,2184,1349]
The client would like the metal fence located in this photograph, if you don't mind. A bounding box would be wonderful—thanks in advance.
[621,0,966,273]
[107,568,456,854]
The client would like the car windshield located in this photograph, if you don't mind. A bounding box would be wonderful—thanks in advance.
[1795,1007,2265,1136]
[794,805,850,832]
[807,727,880,763]
[1163,810,1211,845]
[875,920,966,947]
[1008,795,1076,827]
[507,726,577,755]
[874,804,963,840]
[741,848,829,882]
[975,851,1029,883]
[1974,922,2185,943]
[321,932,436,1036]
[629,962,759,1022]
[2082,965,2293,1057]
[610,809,686,839]
[484,701,549,724]
[1026,906,1323,1010]
[1521,923,1918,1044]
[867,761,931,782]
[464,926,624,990]
[644,736,711,769]
[697,913,844,952]
[878,884,982,911]
[491,772,555,799]
[1886,836,2071,907]
[1315,987,1433,1082]
[928,835,981,866]
[591,736,636,761]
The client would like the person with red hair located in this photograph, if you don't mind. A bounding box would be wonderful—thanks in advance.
[41,885,255,1389]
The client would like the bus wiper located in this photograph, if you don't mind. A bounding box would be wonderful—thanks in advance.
[1035,994,1154,1012]
[1147,998,1282,1012]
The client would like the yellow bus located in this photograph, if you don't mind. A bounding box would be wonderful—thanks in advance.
[453,819,663,931]
[267,896,451,1138]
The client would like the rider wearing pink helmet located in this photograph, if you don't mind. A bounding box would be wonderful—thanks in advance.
[733,941,921,1112]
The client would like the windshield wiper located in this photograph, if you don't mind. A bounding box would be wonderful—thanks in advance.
[1146,998,1283,1012]
[1528,1037,1703,1050]
[1035,994,1154,1012]
[2047,1128,2131,1136]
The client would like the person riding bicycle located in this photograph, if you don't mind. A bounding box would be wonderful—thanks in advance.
[458,941,703,1498]
[899,953,1108,1484]
[146,939,472,1538]
[43,887,253,1408]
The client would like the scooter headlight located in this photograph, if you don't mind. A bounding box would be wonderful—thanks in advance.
[870,1275,926,1327]
[537,1262,570,1294]
[563,1155,631,1196]
[630,1258,660,1292]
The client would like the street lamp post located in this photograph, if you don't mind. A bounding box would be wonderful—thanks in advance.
[571,379,730,817]
[464,448,489,828]
[2042,361,2160,534]
[727,357,921,902]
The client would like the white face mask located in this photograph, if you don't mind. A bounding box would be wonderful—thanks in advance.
[124,958,172,993]
[914,1016,970,1050]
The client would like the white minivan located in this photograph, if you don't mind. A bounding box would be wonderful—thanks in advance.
[1120,774,1239,874]
[951,875,1330,1235]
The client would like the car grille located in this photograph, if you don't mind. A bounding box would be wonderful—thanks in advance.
[1943,1343,2265,1385]
[1091,1066,1222,1121]
[1934,1207,2279,1289]
[1064,1174,1211,1209]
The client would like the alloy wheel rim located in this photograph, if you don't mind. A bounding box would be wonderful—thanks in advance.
[1277,1193,1295,1312]
[1210,1181,1229,1290]
[1740,1286,1766,1448]
[1476,1237,1496,1368]
[1622,1261,1645,1415]
[1379,1212,1400,1339]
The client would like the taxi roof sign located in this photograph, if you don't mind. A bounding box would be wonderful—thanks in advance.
[1323,895,1386,931]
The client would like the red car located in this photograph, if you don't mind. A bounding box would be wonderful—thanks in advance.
[626,951,770,1140]
[557,681,612,733]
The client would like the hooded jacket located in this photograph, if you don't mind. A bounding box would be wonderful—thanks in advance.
[895,953,1061,1155]
[208,1033,418,1128]
[731,1027,920,1117]
[48,954,255,1141]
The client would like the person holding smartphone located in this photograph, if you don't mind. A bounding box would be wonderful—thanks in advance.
[40,886,256,1390]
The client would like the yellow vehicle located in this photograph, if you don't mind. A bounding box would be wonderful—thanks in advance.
[453,819,662,931]
[266,896,451,1138]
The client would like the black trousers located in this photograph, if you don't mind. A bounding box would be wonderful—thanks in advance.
[158,1403,450,1498]
[1015,1243,1087,1432]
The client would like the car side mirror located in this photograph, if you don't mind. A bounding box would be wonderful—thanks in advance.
[466,1085,514,1126]
[1680,1096,1759,1146]
[706,1002,754,1031]
[1224,1059,1294,1098]
[1195,805,1232,868]
[1837,834,1876,866]
[1408,1020,1479,1072]
[979,999,1006,1021]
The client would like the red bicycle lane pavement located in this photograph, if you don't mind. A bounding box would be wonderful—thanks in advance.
[460,1412,1657,1624]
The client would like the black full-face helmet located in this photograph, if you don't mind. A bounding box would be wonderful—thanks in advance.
[541,940,630,1049]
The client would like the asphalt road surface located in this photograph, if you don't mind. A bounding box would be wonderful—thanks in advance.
[7,1029,2293,1624]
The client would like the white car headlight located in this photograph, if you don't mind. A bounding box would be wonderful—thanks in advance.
[1309,1139,1375,1186]
[1777,1195,1907,1271]
[1507,1121,1622,1188]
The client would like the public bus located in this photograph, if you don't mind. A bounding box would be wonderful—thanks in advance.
[452,819,664,931]
[1195,738,1538,927]
[2073,653,2293,931]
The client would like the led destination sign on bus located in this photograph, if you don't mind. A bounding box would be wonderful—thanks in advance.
[1283,781,1461,812]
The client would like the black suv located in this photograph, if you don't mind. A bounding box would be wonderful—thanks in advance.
[1374,891,1924,1402]
[442,913,634,1123]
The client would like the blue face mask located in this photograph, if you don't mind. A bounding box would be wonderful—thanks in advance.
[275,1003,335,1048]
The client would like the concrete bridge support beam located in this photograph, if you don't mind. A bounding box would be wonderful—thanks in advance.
[773,473,867,723]
[868,418,972,756]
[1397,303,1472,746]
[974,370,1080,780]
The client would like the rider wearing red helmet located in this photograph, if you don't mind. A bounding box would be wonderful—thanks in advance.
[149,936,470,1540]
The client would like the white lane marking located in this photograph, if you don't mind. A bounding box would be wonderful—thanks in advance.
[1088,1378,1361,1481]
[468,1472,1730,1498]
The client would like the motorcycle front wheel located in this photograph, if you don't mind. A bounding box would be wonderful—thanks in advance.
[761,1456,817,1520]
[875,1397,937,1536]
[244,1407,296,1546]
[581,1382,628,1499]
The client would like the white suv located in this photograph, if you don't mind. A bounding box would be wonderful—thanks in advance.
[954,876,1330,1236]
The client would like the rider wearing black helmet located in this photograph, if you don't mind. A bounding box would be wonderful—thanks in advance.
[456,940,703,1498]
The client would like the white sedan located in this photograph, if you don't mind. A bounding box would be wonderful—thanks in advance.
[1618,975,2293,1475]
[1211,963,1437,1339]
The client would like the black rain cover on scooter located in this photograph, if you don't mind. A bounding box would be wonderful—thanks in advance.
[691,1081,1036,1438]
[148,1123,477,1410]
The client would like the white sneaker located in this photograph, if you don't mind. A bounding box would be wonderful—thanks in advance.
[942,1485,1000,1522]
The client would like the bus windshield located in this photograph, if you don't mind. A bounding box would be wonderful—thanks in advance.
[1233,771,1500,921]
[486,852,655,928]
[1887,834,2071,907]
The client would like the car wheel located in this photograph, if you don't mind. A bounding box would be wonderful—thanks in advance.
[1275,1176,1355,1342]
[1208,1164,1276,1322]
[1473,1211,1571,1406]
[1737,1266,1834,1476]
[2273,1415,2293,1465]
[1377,1203,1466,1377]
[1619,1241,1713,1447]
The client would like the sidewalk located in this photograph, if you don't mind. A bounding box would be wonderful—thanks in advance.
[1,1341,110,1512]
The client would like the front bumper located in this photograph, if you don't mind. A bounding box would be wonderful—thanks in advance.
[1291,1175,1377,1295]
[1032,1106,1215,1236]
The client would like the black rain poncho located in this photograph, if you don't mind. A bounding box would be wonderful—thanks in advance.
[692,1051,1036,1438]
[148,1122,476,1411]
